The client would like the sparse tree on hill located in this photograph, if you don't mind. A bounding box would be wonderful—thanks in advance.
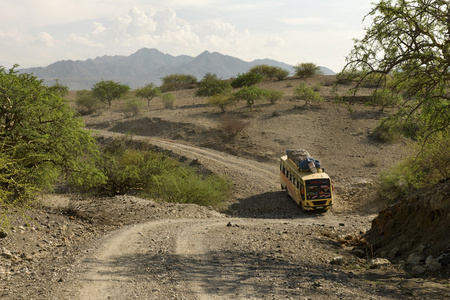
[161,92,176,109]
[207,94,234,113]
[160,74,197,92]
[265,89,285,104]
[294,62,322,78]
[231,72,264,88]
[92,80,130,108]
[195,73,232,97]
[135,83,161,107]
[76,89,102,114]
[233,86,268,111]
[293,83,324,105]
[274,68,290,81]
[249,64,289,81]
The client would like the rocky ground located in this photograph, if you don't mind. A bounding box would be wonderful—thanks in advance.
[0,76,449,299]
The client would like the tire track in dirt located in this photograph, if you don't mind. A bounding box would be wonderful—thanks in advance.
[68,131,356,299]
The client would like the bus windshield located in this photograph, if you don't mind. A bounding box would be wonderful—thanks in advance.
[305,179,331,200]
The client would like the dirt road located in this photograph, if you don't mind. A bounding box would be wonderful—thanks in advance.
[51,132,429,300]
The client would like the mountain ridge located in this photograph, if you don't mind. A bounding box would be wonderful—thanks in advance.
[19,48,336,90]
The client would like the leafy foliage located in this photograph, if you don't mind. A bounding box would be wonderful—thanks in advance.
[233,86,268,111]
[369,88,402,111]
[207,94,234,113]
[122,98,145,117]
[265,89,285,104]
[161,92,176,109]
[274,68,290,81]
[96,137,231,206]
[379,132,450,202]
[0,66,105,207]
[92,80,130,108]
[76,90,102,114]
[195,73,232,97]
[160,74,197,92]
[48,79,69,97]
[345,0,450,140]
[135,83,161,107]
[294,62,322,78]
[249,64,290,80]
[158,168,231,206]
[231,72,264,88]
[293,83,324,105]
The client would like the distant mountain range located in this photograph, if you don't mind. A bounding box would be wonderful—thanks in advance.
[19,48,336,90]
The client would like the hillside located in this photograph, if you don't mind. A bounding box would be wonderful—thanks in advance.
[0,75,448,299]
[18,48,335,90]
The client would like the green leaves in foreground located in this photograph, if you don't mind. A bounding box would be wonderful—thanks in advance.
[0,66,105,200]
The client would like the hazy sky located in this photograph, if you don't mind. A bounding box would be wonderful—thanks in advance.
[1,0,374,73]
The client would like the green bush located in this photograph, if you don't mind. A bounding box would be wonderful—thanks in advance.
[275,68,290,81]
[135,83,161,107]
[372,115,424,143]
[336,69,359,85]
[361,73,392,88]
[369,88,402,111]
[195,73,232,97]
[379,133,450,202]
[0,67,105,193]
[294,62,322,78]
[160,74,197,92]
[161,92,176,109]
[293,83,324,105]
[158,168,231,206]
[265,89,285,104]
[122,98,145,117]
[76,90,103,114]
[249,65,289,81]
[96,138,232,206]
[207,94,234,113]
[233,86,268,111]
[92,80,130,108]
[231,72,264,88]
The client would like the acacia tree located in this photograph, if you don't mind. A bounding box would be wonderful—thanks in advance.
[233,86,268,111]
[345,0,450,138]
[195,73,232,97]
[249,64,289,80]
[294,63,322,78]
[92,80,130,108]
[0,66,105,210]
[135,83,161,107]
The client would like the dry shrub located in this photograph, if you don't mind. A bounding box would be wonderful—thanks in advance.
[219,114,249,139]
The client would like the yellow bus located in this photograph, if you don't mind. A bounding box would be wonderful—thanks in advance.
[280,152,333,211]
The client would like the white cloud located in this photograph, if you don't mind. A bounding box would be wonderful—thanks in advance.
[264,37,285,48]
[37,32,54,47]
[92,22,106,35]
[69,34,104,48]
[0,1,375,71]
[280,17,326,27]
[119,7,157,36]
